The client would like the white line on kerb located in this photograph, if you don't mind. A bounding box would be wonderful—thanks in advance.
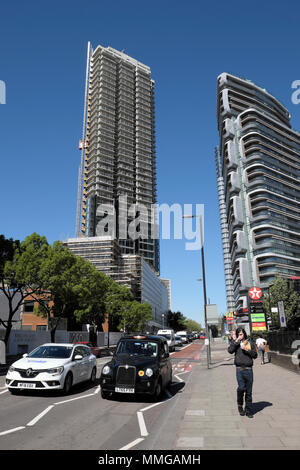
[27,405,54,427]
[119,437,144,450]
[0,426,26,436]
[137,411,148,437]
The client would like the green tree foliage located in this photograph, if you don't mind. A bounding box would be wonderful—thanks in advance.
[118,301,153,333]
[167,310,187,331]
[263,276,300,330]
[184,319,202,333]
[0,233,49,345]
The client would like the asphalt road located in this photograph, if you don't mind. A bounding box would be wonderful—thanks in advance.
[0,340,205,450]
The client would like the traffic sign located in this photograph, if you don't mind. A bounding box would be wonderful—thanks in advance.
[249,302,264,314]
[248,286,263,300]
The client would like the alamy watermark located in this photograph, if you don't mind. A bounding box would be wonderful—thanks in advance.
[0,80,6,104]
[291,80,300,104]
[91,196,204,251]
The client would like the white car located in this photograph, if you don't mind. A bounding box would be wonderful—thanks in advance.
[6,343,97,395]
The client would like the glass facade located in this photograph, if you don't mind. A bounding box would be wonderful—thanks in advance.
[217,73,300,310]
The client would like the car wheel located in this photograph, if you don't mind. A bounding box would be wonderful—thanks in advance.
[63,373,73,395]
[8,388,20,395]
[152,378,162,402]
[90,367,97,384]
[101,389,111,399]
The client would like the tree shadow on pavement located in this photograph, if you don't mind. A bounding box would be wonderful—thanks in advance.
[252,401,273,415]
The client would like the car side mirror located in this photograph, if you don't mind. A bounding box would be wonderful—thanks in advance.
[23,353,28,358]
[109,351,114,356]
[74,354,83,361]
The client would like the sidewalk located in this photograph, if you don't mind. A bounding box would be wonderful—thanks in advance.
[174,339,300,450]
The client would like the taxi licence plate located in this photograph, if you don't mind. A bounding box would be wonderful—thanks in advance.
[115,387,135,394]
[18,383,36,389]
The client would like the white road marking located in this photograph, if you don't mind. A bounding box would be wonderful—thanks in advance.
[137,411,148,437]
[139,401,165,413]
[0,389,8,395]
[27,405,54,426]
[119,437,144,450]
[94,385,100,394]
[0,426,25,436]
[54,392,96,405]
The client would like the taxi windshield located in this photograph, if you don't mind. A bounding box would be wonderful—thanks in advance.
[116,340,158,357]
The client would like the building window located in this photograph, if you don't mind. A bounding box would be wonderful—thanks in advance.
[24,301,35,313]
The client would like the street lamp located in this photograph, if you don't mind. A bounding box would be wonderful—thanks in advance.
[183,214,210,368]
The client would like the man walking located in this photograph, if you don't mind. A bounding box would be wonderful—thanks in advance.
[228,328,257,418]
[256,336,267,364]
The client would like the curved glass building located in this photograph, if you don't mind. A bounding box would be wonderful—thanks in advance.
[216,73,300,311]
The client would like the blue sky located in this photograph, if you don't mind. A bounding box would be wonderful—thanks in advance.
[1,0,300,326]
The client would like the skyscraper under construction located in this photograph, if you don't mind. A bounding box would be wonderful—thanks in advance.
[76,43,159,273]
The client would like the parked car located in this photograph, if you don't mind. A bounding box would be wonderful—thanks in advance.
[157,329,176,352]
[187,334,194,342]
[100,335,172,401]
[176,331,188,344]
[175,335,183,347]
[6,343,97,395]
[74,341,102,358]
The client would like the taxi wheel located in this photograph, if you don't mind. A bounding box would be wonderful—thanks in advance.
[9,388,20,395]
[63,373,73,395]
[153,378,162,402]
[101,389,111,399]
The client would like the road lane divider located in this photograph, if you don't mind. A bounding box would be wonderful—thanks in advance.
[119,437,144,450]
[137,411,148,437]
[27,405,54,427]
[0,426,26,436]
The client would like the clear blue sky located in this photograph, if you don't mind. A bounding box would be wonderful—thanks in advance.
[1,0,300,327]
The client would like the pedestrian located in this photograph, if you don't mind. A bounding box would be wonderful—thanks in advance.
[256,336,267,365]
[228,327,257,418]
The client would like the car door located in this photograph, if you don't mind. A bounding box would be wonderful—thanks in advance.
[81,346,94,380]
[159,340,170,388]
[71,346,84,384]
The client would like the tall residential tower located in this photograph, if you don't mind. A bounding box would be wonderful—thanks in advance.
[216,73,300,311]
[76,43,159,273]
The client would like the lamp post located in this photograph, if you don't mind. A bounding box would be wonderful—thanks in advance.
[183,214,210,368]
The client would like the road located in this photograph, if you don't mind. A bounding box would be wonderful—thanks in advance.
[0,340,205,450]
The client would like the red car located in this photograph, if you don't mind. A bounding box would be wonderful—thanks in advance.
[199,334,206,340]
[73,342,102,358]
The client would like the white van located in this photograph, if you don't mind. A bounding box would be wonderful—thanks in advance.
[157,329,176,352]
[176,331,188,344]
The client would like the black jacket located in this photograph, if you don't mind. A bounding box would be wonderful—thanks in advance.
[228,339,257,367]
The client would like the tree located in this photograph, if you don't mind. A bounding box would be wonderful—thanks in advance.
[36,241,99,342]
[0,233,50,346]
[73,269,113,330]
[103,282,134,332]
[263,276,300,330]
[167,310,187,331]
[184,319,202,333]
[118,301,153,333]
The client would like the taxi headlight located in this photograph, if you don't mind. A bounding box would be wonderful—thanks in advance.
[145,368,153,377]
[102,365,111,375]
[47,366,64,376]
[8,366,16,373]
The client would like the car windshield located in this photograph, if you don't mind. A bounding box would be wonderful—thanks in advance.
[28,346,73,359]
[116,340,158,357]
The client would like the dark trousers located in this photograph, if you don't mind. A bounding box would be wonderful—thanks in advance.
[236,368,253,412]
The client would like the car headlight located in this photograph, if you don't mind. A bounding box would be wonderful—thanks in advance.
[102,365,111,375]
[145,368,153,377]
[8,366,15,373]
[46,366,64,376]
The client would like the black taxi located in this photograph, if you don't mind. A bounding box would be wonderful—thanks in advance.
[100,335,172,401]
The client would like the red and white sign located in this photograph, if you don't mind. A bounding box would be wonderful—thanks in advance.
[248,286,262,300]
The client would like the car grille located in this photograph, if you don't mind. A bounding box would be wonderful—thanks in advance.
[116,366,136,387]
[15,368,47,378]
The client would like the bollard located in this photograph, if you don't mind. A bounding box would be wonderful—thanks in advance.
[0,340,6,365]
